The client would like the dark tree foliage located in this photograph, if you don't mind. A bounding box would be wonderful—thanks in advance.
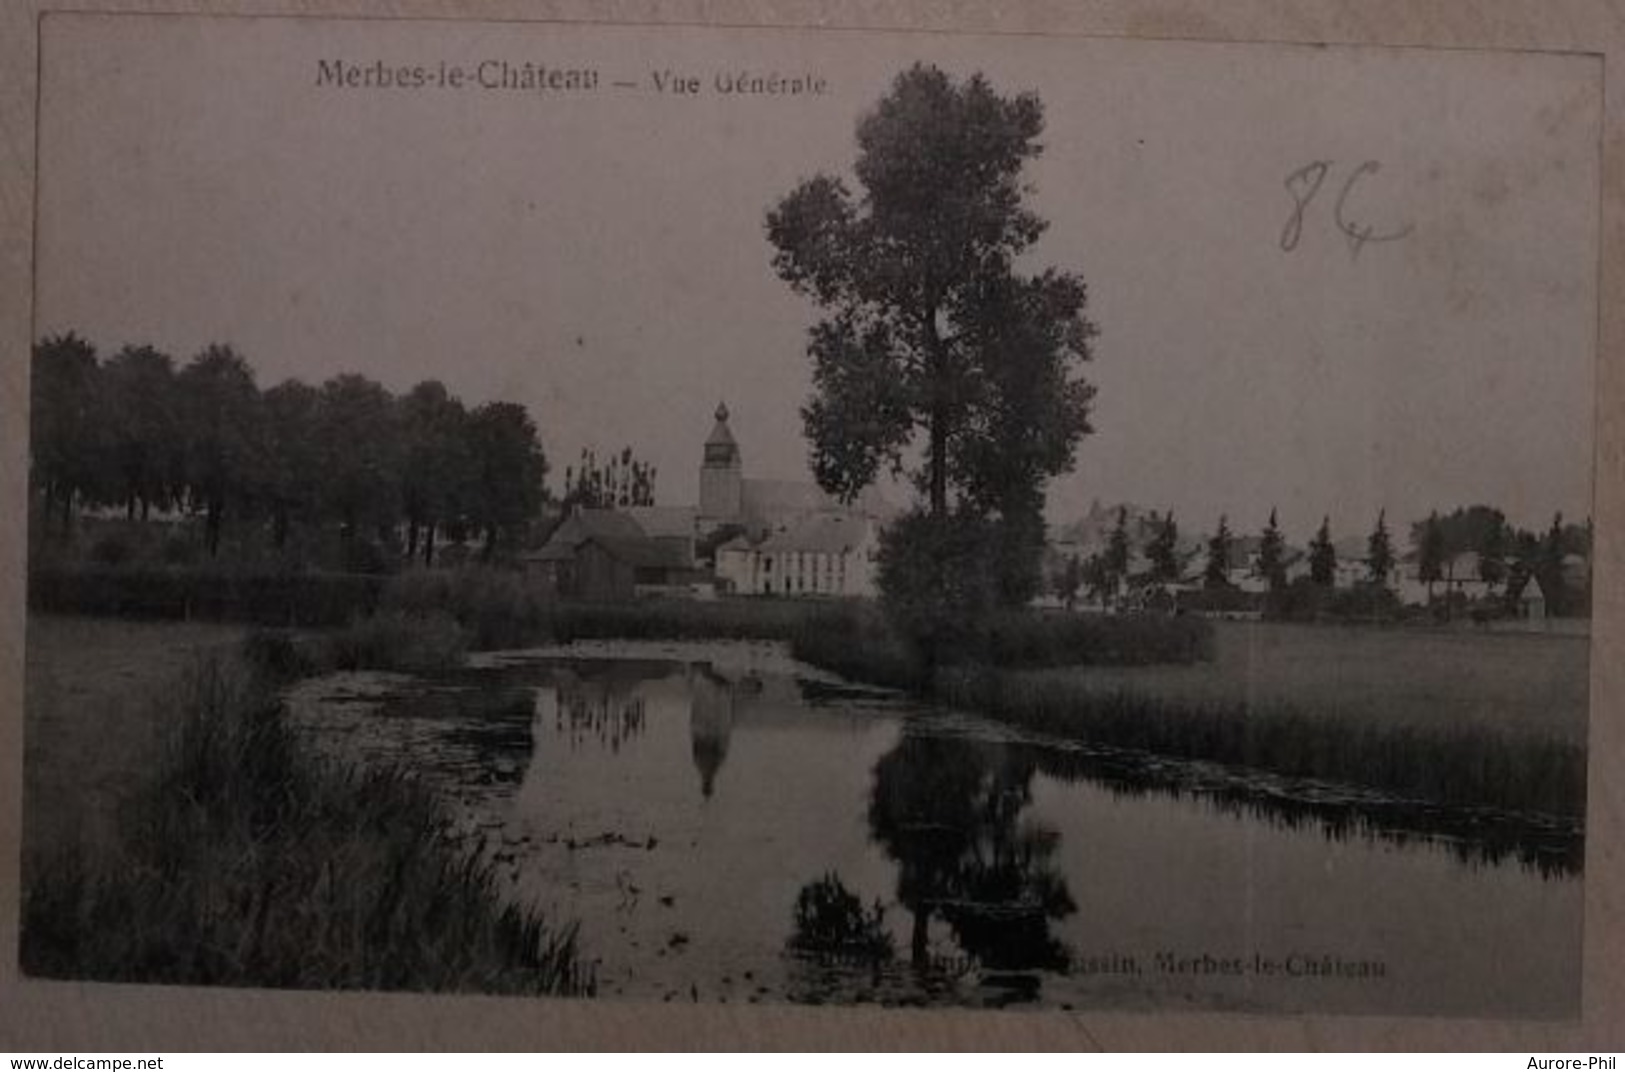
[29,334,555,572]
[467,402,549,558]
[1417,510,1446,595]
[874,510,1002,667]
[1203,515,1232,589]
[313,374,403,564]
[262,379,322,551]
[1258,508,1286,592]
[1104,506,1131,596]
[399,381,476,566]
[1147,511,1181,584]
[1366,509,1395,585]
[868,734,1074,972]
[562,446,657,510]
[178,345,264,558]
[1055,554,1083,610]
[102,344,181,520]
[1309,516,1336,587]
[30,333,105,533]
[767,65,1096,608]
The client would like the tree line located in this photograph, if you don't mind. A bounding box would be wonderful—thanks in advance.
[29,333,553,566]
[1060,503,1591,615]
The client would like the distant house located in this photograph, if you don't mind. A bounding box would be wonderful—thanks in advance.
[714,512,880,598]
[1517,574,1548,623]
[524,508,696,601]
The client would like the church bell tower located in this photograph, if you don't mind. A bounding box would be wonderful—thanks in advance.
[699,401,743,525]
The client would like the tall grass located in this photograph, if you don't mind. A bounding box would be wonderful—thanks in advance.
[28,565,384,626]
[933,668,1584,820]
[20,655,592,995]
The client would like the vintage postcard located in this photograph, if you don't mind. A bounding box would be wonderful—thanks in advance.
[15,11,1601,1025]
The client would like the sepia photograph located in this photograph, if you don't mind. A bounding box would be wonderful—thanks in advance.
[16,12,1601,1022]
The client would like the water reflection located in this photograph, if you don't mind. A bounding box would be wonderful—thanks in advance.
[289,644,1583,1015]
[868,733,1076,976]
[542,663,655,754]
[688,666,735,799]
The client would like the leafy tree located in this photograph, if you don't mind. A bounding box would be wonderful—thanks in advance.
[1056,554,1083,611]
[1147,511,1180,584]
[101,344,180,520]
[261,379,322,552]
[1476,514,1508,588]
[1104,506,1131,598]
[766,65,1095,603]
[313,374,402,564]
[1203,515,1232,589]
[1366,509,1395,585]
[1258,508,1286,592]
[1309,516,1336,587]
[562,445,657,510]
[29,333,105,534]
[875,510,1001,667]
[177,345,264,558]
[1080,552,1113,606]
[1538,512,1568,615]
[399,381,475,565]
[1418,510,1445,600]
[466,401,548,558]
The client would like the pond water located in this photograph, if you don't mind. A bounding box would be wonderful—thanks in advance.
[285,640,1581,1017]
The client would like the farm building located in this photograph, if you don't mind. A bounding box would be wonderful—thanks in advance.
[524,508,697,601]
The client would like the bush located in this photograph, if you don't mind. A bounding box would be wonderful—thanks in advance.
[27,566,385,626]
[159,535,198,567]
[788,873,893,962]
[326,610,469,673]
[876,511,1003,667]
[241,628,318,683]
[382,566,551,650]
[88,534,134,567]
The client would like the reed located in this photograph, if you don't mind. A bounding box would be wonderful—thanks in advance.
[20,655,592,995]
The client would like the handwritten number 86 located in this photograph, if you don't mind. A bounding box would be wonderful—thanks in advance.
[1280,159,1414,258]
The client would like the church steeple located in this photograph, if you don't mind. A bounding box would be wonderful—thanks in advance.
[700,400,743,522]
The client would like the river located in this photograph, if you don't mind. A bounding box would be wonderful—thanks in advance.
[284,639,1581,1017]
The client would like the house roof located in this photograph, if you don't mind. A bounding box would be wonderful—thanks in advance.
[625,505,696,540]
[741,479,899,524]
[757,514,872,555]
[525,508,690,570]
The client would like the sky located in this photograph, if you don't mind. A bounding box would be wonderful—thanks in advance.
[33,15,1603,543]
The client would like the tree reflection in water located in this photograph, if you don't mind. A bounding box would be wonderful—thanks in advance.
[867,731,1076,978]
[551,667,648,753]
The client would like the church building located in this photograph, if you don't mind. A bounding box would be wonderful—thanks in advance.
[696,402,895,598]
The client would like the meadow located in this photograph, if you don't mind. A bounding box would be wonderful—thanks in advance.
[1016,620,1589,744]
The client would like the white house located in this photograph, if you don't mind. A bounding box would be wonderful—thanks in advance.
[714,512,880,598]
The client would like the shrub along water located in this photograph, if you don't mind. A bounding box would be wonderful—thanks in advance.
[20,653,591,994]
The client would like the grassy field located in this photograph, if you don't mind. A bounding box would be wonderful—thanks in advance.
[22,614,589,994]
[23,615,246,866]
[1012,620,1588,745]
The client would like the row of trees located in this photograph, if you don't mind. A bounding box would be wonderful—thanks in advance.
[1060,503,1590,614]
[30,334,555,564]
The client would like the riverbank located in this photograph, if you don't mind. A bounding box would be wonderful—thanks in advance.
[785,609,1587,822]
[20,615,592,994]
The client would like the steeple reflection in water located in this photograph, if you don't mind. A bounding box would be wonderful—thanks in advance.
[686,665,739,800]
